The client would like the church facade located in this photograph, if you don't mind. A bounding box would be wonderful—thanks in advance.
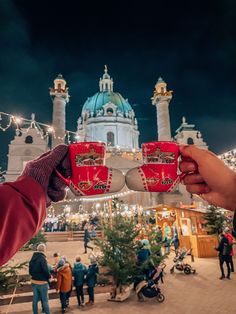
[5,67,207,209]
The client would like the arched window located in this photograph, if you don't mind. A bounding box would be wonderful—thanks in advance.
[161,87,165,94]
[187,137,194,145]
[25,135,33,144]
[107,132,115,146]
[107,107,114,116]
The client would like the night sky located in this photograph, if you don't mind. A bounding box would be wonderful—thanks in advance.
[1,0,236,169]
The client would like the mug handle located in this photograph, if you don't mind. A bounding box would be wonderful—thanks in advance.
[167,173,186,192]
[55,169,70,186]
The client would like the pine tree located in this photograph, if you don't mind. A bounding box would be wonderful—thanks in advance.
[96,215,165,300]
[0,262,28,294]
[204,205,225,235]
[22,229,47,251]
[96,215,139,299]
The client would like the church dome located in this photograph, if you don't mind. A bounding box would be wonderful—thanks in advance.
[82,91,132,114]
[77,66,139,150]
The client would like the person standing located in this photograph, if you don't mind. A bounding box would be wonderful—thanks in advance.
[171,233,180,256]
[56,259,73,313]
[29,244,51,314]
[137,239,151,264]
[73,256,87,307]
[224,227,234,272]
[215,233,231,280]
[163,235,172,254]
[85,256,99,306]
[84,224,93,254]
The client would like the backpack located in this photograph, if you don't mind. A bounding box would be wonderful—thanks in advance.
[223,240,232,256]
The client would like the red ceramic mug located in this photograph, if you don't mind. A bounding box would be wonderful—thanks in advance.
[126,141,183,192]
[55,142,125,196]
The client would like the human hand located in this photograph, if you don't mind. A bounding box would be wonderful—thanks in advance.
[179,145,236,211]
[20,144,71,204]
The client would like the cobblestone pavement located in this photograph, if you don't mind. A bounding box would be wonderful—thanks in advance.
[1,240,236,314]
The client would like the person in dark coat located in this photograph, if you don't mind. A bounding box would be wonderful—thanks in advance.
[83,224,93,254]
[224,227,235,272]
[73,256,87,307]
[85,256,99,305]
[137,239,151,264]
[215,233,231,279]
[171,233,180,255]
[29,244,51,314]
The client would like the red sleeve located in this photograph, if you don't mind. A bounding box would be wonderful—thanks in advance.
[0,176,46,266]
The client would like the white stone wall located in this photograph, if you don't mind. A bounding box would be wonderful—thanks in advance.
[175,130,208,149]
[156,98,172,141]
[52,96,67,147]
[5,128,48,182]
[84,121,139,149]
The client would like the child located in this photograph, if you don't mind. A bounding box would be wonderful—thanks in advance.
[56,259,73,313]
[85,255,99,306]
[73,256,87,307]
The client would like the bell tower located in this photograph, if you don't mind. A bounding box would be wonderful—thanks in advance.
[50,74,69,147]
[152,77,173,141]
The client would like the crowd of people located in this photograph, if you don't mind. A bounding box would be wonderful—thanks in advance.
[43,216,99,232]
[29,243,99,314]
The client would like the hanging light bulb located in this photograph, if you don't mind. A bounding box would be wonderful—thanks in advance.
[15,117,22,124]
[48,126,54,133]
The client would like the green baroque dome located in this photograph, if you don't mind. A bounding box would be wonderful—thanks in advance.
[82,91,132,114]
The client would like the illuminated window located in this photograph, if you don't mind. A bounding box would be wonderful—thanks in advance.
[107,132,115,146]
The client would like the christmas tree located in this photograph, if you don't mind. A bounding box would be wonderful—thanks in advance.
[96,215,139,300]
[22,229,47,251]
[96,211,165,301]
[0,262,28,294]
[204,205,225,235]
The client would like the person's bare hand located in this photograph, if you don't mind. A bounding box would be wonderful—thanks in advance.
[179,145,236,210]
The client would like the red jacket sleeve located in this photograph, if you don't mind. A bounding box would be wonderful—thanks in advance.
[0,176,46,266]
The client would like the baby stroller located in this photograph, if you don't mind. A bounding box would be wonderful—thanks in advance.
[170,248,196,275]
[135,264,165,303]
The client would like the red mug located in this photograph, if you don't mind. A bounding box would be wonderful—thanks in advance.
[126,141,182,192]
[56,142,125,196]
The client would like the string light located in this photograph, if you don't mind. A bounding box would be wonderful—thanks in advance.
[58,190,136,203]
[219,149,236,171]
[0,111,77,142]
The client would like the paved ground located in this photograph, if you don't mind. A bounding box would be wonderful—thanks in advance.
[1,240,236,314]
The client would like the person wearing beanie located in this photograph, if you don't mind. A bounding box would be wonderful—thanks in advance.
[56,259,73,313]
[0,144,70,267]
[215,233,231,280]
[73,256,87,307]
[29,243,51,314]
[224,227,234,272]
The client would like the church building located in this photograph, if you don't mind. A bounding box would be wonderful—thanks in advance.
[5,66,208,209]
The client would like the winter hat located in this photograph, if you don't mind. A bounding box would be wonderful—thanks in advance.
[37,243,46,252]
[57,258,65,268]
[141,239,149,246]
[224,227,230,234]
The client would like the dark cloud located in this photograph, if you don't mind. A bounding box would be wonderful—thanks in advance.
[1,0,236,168]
